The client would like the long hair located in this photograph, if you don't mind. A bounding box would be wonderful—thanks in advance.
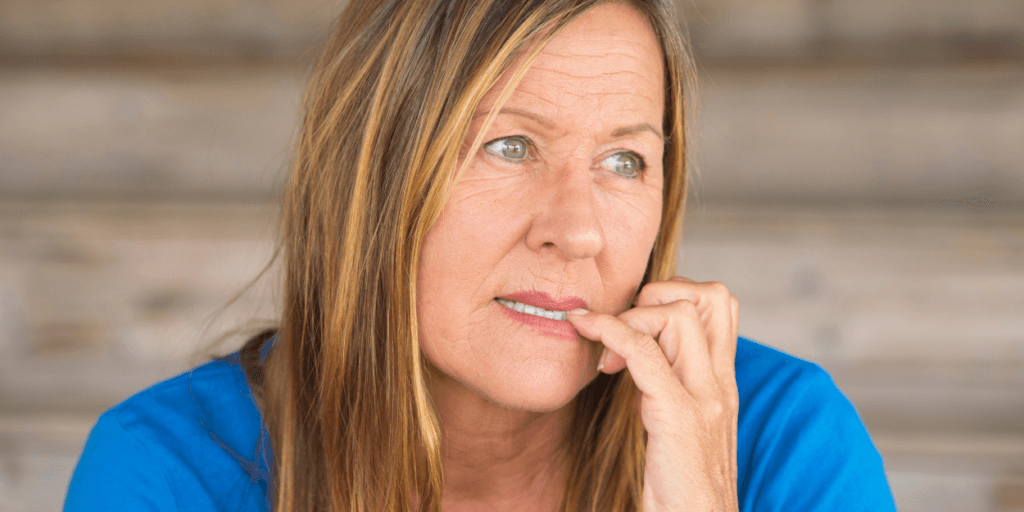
[235,0,695,510]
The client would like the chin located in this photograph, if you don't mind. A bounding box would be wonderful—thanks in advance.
[484,363,593,412]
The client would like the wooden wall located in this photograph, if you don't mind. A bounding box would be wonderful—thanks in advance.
[1,1,1021,510]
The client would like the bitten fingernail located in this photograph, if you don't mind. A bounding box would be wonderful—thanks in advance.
[567,308,589,316]
[597,347,607,372]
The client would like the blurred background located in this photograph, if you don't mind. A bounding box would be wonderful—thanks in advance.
[0,0,1022,510]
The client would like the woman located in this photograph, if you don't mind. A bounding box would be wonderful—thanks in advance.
[63,0,897,511]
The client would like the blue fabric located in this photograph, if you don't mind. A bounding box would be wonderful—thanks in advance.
[63,336,897,511]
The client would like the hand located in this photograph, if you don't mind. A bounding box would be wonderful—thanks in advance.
[567,277,740,512]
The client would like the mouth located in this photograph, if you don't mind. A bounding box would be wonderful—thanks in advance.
[496,291,588,312]
[495,298,570,320]
[492,291,587,341]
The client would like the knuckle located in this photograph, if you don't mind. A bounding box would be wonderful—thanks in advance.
[705,281,730,297]
[670,299,698,316]
[633,333,662,359]
[722,383,740,410]
[703,398,727,421]
[635,283,658,305]
[727,393,740,414]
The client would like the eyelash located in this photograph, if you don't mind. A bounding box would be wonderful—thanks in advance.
[482,135,647,179]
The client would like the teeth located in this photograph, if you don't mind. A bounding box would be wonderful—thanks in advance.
[496,298,568,321]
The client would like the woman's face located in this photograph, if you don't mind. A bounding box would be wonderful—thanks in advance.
[417,2,665,412]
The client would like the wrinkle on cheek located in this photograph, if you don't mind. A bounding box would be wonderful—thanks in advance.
[604,189,661,221]
[592,173,661,213]
[454,176,526,204]
[465,307,526,383]
[617,204,661,249]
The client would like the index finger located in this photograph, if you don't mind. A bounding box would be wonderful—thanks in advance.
[567,310,686,403]
[635,279,738,388]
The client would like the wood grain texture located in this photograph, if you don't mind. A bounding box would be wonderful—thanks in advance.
[1,199,1020,511]
[2,66,1021,205]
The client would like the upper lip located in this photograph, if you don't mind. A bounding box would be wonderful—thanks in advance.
[497,291,588,311]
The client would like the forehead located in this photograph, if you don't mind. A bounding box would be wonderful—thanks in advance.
[483,3,665,121]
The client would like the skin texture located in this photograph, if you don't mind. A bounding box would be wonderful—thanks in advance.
[416,3,740,511]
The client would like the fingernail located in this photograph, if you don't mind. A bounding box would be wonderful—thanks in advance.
[597,347,607,372]
[567,308,589,316]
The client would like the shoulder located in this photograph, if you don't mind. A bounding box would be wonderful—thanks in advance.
[734,336,857,430]
[734,335,825,389]
[733,336,897,512]
[106,354,259,456]
[734,336,844,439]
[64,353,271,512]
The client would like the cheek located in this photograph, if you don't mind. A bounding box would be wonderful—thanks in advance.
[416,231,472,379]
[600,188,662,302]
[414,184,520,363]
[604,186,662,250]
[419,195,512,294]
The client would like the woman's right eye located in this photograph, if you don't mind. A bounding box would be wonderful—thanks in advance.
[483,136,530,162]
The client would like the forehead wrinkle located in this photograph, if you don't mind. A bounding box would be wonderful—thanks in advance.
[537,47,651,63]
[510,87,661,122]
[525,62,653,83]
[514,87,657,115]
[541,40,657,57]
[515,71,662,110]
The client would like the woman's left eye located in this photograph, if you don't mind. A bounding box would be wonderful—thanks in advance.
[601,151,645,178]
[483,136,530,162]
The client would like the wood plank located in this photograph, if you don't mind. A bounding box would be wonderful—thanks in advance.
[0,65,302,199]
[694,67,1024,206]
[1,66,1021,204]
[0,199,1021,511]
[0,200,1020,428]
[1,0,1020,65]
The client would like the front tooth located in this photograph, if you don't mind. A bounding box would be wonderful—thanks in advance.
[498,299,570,320]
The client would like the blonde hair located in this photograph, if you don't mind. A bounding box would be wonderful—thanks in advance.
[236,0,695,510]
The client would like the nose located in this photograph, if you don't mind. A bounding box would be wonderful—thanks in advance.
[525,172,605,260]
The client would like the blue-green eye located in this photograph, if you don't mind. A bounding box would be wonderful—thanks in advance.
[602,151,645,178]
[483,136,530,161]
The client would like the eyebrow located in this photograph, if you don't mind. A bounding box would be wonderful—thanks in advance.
[476,107,665,142]
[611,122,664,142]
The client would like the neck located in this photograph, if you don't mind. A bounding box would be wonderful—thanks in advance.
[426,364,572,511]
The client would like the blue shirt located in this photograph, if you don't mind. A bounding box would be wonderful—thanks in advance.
[63,336,898,511]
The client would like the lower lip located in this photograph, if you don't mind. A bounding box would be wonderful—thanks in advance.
[496,300,579,342]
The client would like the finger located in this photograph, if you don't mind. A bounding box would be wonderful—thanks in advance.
[566,310,686,401]
[618,300,718,396]
[704,285,738,386]
[725,294,741,404]
[731,295,740,343]
[636,279,738,386]
[600,343,626,374]
[570,304,718,398]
